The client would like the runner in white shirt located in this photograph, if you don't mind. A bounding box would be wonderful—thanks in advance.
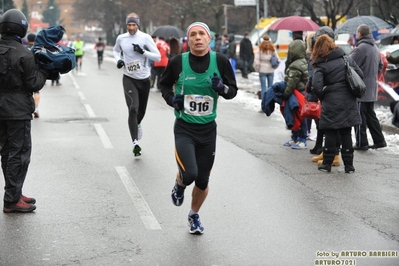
[113,12,160,156]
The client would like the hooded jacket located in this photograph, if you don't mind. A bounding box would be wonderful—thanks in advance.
[283,40,308,98]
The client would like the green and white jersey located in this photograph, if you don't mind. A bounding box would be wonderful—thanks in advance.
[174,52,220,124]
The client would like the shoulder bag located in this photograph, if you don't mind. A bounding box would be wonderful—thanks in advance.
[300,97,321,119]
[271,52,279,69]
[343,56,366,98]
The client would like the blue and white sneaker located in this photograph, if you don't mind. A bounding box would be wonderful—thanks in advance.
[283,139,296,146]
[188,214,204,234]
[291,141,307,149]
[171,181,185,206]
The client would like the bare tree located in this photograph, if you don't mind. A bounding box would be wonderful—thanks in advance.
[375,0,399,26]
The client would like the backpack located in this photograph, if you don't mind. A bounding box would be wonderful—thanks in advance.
[271,52,279,69]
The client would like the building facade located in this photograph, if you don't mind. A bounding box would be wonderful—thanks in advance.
[13,0,85,39]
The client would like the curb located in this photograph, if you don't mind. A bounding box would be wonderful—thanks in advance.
[381,124,399,134]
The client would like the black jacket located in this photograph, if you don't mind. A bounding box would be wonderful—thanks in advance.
[239,38,253,61]
[0,35,48,120]
[227,34,237,60]
[312,48,363,130]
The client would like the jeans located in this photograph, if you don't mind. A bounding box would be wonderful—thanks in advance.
[291,118,308,141]
[259,72,274,99]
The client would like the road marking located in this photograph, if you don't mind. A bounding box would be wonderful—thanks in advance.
[67,72,80,89]
[94,123,113,149]
[78,91,86,100]
[115,166,162,230]
[84,104,96,117]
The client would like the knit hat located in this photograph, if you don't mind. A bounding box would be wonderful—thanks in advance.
[186,22,210,38]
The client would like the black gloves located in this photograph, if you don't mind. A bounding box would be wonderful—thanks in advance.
[132,44,145,54]
[172,94,184,110]
[211,73,225,93]
[117,59,125,69]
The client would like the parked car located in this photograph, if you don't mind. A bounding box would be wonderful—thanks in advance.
[335,40,352,55]
[380,44,399,69]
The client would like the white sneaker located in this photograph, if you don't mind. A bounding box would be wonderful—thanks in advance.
[138,124,143,140]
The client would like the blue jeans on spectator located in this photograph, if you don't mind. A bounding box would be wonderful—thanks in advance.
[259,72,274,99]
[292,116,308,142]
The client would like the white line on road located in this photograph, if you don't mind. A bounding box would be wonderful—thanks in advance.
[84,104,96,117]
[67,72,80,89]
[115,166,162,230]
[94,123,113,149]
[78,91,86,100]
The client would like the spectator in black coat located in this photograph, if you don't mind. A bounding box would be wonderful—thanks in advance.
[239,32,254,78]
[312,35,363,173]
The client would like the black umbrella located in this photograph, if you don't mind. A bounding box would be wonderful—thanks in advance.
[151,25,185,39]
[379,33,399,45]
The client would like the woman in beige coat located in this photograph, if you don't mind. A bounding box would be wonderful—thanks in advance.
[253,35,280,100]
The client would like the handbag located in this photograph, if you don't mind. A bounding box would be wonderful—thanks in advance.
[343,56,366,98]
[270,52,279,69]
[300,98,321,119]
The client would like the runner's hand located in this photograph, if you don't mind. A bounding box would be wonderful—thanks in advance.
[172,94,184,110]
[211,73,225,93]
[117,60,125,69]
[132,44,145,54]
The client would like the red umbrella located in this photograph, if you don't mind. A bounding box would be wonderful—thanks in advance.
[268,16,320,31]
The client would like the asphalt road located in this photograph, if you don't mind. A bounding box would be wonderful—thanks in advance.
[0,47,398,266]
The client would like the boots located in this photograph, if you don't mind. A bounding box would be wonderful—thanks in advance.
[312,152,323,162]
[341,148,355,173]
[317,154,341,166]
[318,148,336,172]
[309,130,323,155]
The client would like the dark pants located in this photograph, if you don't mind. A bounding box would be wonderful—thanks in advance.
[324,127,352,151]
[154,66,166,89]
[122,75,150,142]
[355,101,385,147]
[174,119,216,190]
[97,51,104,64]
[0,120,32,204]
[242,59,249,77]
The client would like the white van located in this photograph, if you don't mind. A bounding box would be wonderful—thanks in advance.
[249,17,295,58]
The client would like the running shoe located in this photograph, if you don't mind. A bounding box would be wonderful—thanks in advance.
[188,213,204,234]
[171,181,185,206]
[138,124,143,140]
[133,144,141,156]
